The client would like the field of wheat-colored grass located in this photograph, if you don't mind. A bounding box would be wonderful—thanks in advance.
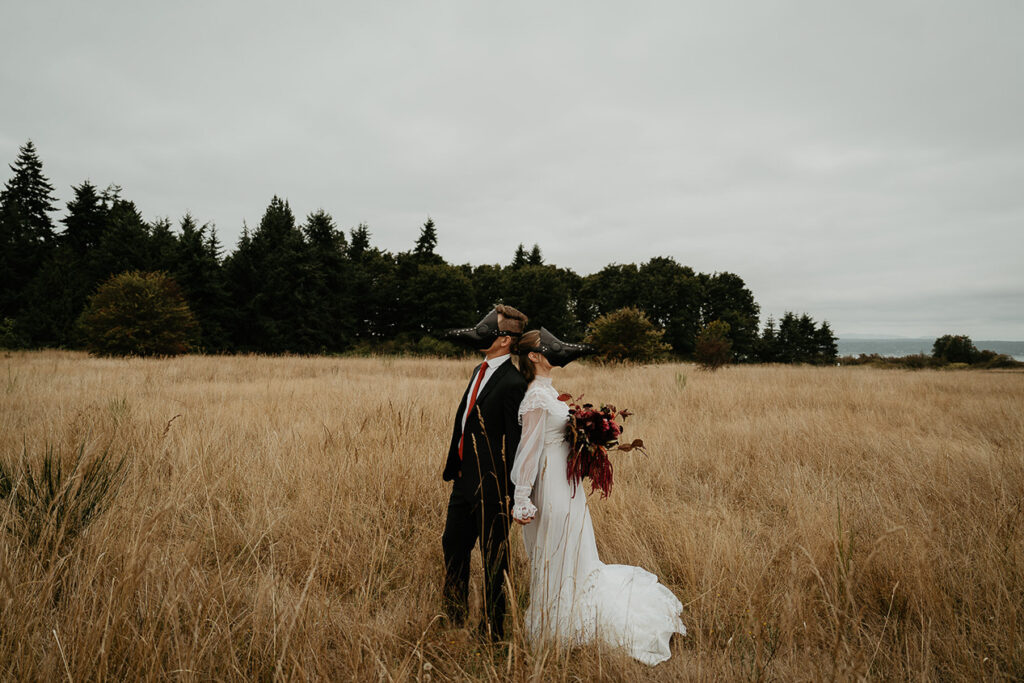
[1,351,1022,681]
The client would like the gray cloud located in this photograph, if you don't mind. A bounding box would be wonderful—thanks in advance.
[2,0,1022,338]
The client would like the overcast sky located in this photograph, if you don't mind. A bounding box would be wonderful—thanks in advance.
[2,1,1022,338]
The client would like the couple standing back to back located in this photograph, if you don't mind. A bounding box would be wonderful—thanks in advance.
[439,305,686,664]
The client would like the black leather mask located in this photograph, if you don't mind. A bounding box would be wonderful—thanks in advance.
[521,327,596,367]
[444,309,520,351]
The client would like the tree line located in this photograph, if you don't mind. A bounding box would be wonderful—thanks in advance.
[1,140,838,363]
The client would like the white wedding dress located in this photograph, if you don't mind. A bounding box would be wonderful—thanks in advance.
[510,377,686,666]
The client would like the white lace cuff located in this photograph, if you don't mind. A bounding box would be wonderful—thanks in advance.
[512,500,537,521]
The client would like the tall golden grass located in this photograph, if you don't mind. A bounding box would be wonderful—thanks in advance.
[1,351,1022,681]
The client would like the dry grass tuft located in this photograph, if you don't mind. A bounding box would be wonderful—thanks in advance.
[1,351,1022,680]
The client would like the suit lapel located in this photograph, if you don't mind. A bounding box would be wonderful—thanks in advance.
[473,360,513,408]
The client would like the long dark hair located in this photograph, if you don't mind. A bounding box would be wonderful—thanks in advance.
[517,330,541,383]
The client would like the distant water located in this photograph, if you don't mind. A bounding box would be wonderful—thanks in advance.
[838,338,1024,362]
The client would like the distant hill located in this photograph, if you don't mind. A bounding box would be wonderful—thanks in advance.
[838,338,1024,361]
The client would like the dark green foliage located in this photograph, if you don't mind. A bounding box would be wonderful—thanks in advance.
[2,143,852,359]
[695,320,733,370]
[527,244,544,266]
[61,180,106,254]
[637,257,701,356]
[699,272,760,361]
[584,307,671,363]
[0,442,126,554]
[503,264,579,335]
[767,312,838,364]
[0,317,27,349]
[511,243,528,269]
[222,197,321,352]
[413,217,443,264]
[932,334,979,364]
[0,141,58,319]
[408,263,477,332]
[174,215,230,351]
[76,270,199,356]
[469,264,506,317]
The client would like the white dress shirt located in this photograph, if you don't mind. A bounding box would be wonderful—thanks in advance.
[460,352,511,433]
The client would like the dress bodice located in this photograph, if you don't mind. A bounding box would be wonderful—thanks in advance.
[518,377,570,444]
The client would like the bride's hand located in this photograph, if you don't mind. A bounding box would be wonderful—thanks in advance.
[514,516,534,525]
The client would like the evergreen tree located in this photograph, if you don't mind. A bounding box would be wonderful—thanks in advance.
[503,264,575,334]
[638,257,701,356]
[469,264,505,317]
[149,217,180,273]
[222,225,259,349]
[175,214,229,351]
[815,321,838,363]
[757,316,781,362]
[19,181,110,346]
[303,209,353,350]
[698,272,760,361]
[776,312,800,363]
[225,196,320,352]
[0,141,58,318]
[60,180,106,254]
[932,334,978,364]
[91,198,153,281]
[413,217,443,264]
[511,243,528,269]
[527,243,544,266]
[349,223,371,259]
[577,263,643,330]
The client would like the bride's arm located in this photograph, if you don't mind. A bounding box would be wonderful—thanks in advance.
[510,406,545,523]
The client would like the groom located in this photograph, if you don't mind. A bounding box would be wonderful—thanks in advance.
[441,304,529,641]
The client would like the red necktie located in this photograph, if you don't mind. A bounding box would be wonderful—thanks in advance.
[458,361,489,460]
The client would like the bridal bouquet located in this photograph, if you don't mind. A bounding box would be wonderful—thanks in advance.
[559,393,646,498]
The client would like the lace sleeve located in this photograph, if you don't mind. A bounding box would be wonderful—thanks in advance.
[510,406,545,521]
[518,388,557,424]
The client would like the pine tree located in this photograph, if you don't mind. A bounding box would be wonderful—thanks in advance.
[815,321,838,364]
[174,214,229,351]
[757,316,780,362]
[527,243,544,266]
[413,217,442,263]
[149,217,180,273]
[0,141,58,317]
[61,181,106,254]
[349,223,371,259]
[511,243,528,269]
[303,209,353,350]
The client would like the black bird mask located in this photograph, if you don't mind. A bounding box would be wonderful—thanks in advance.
[521,327,596,367]
[444,309,521,351]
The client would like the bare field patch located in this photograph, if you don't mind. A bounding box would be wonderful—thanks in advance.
[2,351,1022,680]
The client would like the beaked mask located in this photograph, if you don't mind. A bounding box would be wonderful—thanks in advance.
[521,327,596,367]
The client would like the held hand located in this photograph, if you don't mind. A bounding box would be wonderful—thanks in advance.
[514,515,535,525]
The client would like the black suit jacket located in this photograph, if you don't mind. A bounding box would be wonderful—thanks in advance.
[443,359,528,505]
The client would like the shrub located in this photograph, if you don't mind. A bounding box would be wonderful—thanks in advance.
[932,334,979,364]
[76,270,199,356]
[584,307,670,363]
[695,319,733,370]
[0,442,127,555]
[0,317,27,349]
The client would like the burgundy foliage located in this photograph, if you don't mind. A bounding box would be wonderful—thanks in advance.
[560,393,646,498]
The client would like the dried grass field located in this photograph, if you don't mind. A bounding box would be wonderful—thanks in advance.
[2,351,1022,681]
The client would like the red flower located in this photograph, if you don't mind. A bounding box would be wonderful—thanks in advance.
[560,393,646,498]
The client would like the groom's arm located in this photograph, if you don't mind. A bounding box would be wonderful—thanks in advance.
[502,379,527,464]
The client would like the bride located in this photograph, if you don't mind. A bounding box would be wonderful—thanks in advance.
[510,328,686,666]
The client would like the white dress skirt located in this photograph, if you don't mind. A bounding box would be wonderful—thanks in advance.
[510,377,686,666]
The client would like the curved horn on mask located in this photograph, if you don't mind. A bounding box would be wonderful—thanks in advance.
[522,327,596,367]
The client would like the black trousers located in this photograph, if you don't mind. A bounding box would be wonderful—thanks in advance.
[441,481,511,639]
